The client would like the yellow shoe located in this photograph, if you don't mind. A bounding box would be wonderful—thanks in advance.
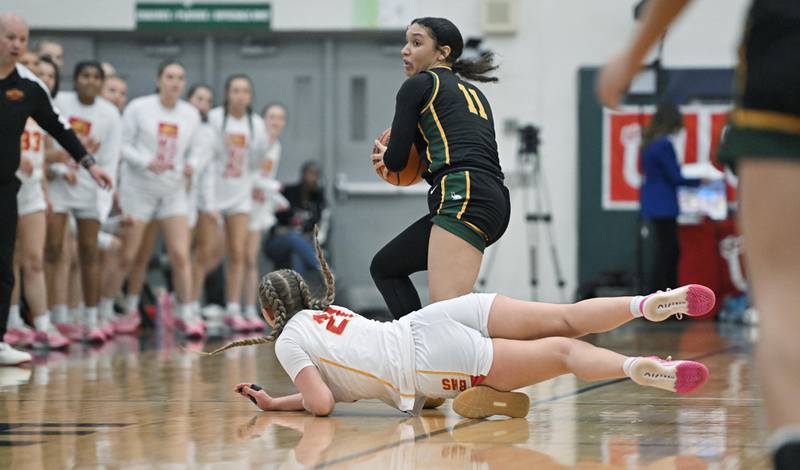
[452,386,530,419]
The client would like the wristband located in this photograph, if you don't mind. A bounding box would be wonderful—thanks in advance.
[80,154,97,170]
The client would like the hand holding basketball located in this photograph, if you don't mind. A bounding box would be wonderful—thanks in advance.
[372,138,388,178]
[371,128,425,186]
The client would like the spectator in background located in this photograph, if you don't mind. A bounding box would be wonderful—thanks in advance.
[101,75,128,112]
[34,38,63,68]
[264,160,329,280]
[639,103,700,292]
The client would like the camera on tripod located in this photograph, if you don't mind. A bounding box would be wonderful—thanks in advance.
[518,124,541,156]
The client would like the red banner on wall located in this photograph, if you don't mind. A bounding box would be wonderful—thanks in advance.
[602,105,735,210]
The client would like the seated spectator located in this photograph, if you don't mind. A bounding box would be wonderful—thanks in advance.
[263,161,330,280]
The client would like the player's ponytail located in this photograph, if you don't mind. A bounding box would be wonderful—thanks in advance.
[452,51,499,84]
[411,17,498,83]
[198,227,334,355]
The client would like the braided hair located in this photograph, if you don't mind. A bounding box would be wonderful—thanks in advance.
[199,226,334,356]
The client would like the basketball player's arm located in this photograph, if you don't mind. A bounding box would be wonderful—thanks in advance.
[382,73,432,172]
[31,85,112,189]
[29,86,88,164]
[596,0,692,108]
[294,366,336,416]
[236,367,334,415]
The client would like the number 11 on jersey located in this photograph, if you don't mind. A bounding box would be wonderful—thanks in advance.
[458,84,488,120]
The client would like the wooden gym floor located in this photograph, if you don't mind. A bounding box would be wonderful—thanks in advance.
[0,321,769,469]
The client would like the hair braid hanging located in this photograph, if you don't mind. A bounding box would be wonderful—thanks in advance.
[195,336,272,356]
[195,226,335,356]
[312,225,335,309]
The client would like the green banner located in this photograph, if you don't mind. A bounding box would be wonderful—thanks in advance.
[136,3,271,29]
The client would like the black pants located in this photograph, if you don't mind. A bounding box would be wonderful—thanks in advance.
[650,218,680,292]
[0,180,20,339]
[370,215,431,320]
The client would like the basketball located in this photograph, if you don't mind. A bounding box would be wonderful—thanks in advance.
[372,128,426,186]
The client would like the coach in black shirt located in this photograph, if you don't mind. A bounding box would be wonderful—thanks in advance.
[0,12,112,364]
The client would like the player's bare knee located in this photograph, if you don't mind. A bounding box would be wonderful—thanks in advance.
[169,249,190,270]
[23,253,44,274]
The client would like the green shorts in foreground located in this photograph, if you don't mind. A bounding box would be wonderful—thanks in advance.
[718,126,800,168]
[431,215,486,253]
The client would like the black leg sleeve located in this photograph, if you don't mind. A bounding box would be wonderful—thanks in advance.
[0,181,20,339]
[370,214,431,320]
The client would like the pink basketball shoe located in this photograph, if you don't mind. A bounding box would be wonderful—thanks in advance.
[629,356,709,394]
[3,326,35,347]
[639,284,716,322]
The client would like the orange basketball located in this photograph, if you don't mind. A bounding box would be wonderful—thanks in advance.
[372,128,426,186]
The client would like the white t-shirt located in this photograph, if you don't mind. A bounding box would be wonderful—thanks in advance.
[275,307,418,412]
[120,94,201,193]
[188,122,221,212]
[250,138,283,229]
[49,92,121,219]
[18,118,45,185]
[207,107,268,210]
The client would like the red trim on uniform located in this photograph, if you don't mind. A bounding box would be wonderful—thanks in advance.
[471,375,486,387]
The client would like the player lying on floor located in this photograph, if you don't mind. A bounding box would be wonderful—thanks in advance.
[202,229,714,418]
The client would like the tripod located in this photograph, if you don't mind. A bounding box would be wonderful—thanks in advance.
[478,125,567,301]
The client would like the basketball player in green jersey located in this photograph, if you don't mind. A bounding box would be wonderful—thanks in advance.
[371,17,511,320]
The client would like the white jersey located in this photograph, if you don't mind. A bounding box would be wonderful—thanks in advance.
[49,92,122,220]
[188,122,221,214]
[250,138,283,231]
[275,306,418,412]
[18,118,45,185]
[207,107,268,211]
[120,94,201,195]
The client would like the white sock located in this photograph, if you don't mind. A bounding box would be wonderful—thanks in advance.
[69,304,85,325]
[34,313,53,332]
[8,305,23,328]
[52,304,68,324]
[191,301,203,320]
[244,304,258,319]
[99,298,115,319]
[623,357,639,376]
[85,307,99,329]
[226,302,241,315]
[126,295,140,313]
[629,296,644,318]
[179,303,193,322]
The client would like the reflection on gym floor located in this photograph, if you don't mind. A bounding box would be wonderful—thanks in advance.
[0,322,769,469]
